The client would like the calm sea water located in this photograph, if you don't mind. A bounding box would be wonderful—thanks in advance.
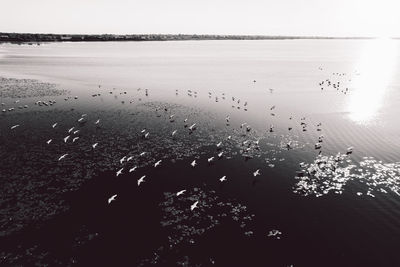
[1,40,400,266]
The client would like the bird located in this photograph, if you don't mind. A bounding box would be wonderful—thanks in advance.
[77,117,85,123]
[347,147,354,154]
[129,166,137,173]
[144,132,149,139]
[73,130,80,135]
[253,169,261,177]
[127,156,133,162]
[72,137,79,143]
[154,160,162,167]
[120,156,126,164]
[137,175,146,186]
[227,135,232,140]
[10,125,19,130]
[116,168,123,177]
[95,119,100,125]
[63,135,70,143]
[68,127,74,133]
[191,201,199,211]
[191,160,197,167]
[58,153,68,161]
[207,157,215,163]
[108,194,117,204]
[216,142,222,148]
[218,152,223,158]
[270,105,276,110]
[189,123,196,131]
[219,176,227,182]
[139,152,146,157]
[92,143,98,149]
[172,130,177,137]
[176,190,186,196]
[52,123,57,128]
[46,139,52,145]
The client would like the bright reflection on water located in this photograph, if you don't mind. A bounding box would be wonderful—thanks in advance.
[348,38,398,123]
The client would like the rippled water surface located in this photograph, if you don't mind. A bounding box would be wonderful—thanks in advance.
[0,40,400,266]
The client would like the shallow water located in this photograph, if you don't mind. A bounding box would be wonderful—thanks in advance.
[0,40,400,266]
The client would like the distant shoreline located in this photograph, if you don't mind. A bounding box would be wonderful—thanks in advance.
[1,32,395,44]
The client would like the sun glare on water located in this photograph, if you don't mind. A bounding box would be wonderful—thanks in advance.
[348,38,398,123]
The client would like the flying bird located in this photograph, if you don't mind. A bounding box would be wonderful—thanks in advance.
[129,166,137,173]
[154,160,162,167]
[52,123,57,128]
[10,125,19,130]
[218,152,223,158]
[253,169,261,177]
[116,168,123,177]
[46,139,52,145]
[137,175,146,186]
[95,119,100,125]
[191,160,197,167]
[68,127,74,133]
[120,156,126,164]
[72,137,79,143]
[219,176,227,182]
[176,190,186,196]
[108,194,117,204]
[58,153,68,161]
[208,157,215,163]
[64,135,70,143]
[191,201,199,211]
[92,143,98,149]
[189,123,196,131]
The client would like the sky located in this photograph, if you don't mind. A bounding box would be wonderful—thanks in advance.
[1,0,400,37]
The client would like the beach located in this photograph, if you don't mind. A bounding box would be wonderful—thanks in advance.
[1,40,400,266]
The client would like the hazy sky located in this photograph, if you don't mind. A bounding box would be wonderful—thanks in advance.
[1,0,400,37]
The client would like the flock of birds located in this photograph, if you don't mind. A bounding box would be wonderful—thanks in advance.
[3,72,356,213]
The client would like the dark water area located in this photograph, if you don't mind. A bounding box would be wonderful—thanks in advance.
[1,40,400,266]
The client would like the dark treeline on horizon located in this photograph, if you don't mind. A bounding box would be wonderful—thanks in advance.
[0,32,383,43]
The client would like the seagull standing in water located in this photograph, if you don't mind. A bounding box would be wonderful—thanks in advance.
[191,160,197,167]
[108,194,117,204]
[191,201,199,211]
[253,169,261,177]
[176,190,186,196]
[137,175,146,186]
[58,153,68,161]
[116,168,123,177]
